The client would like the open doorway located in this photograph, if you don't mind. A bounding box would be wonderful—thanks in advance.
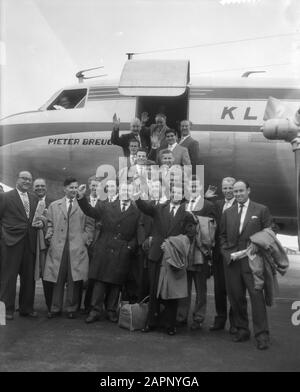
[136,90,189,135]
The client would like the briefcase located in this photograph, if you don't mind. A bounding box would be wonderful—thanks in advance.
[118,297,149,331]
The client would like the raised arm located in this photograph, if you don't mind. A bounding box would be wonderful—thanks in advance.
[77,196,103,220]
[77,184,103,220]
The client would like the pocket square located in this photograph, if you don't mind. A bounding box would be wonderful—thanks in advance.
[251,216,258,219]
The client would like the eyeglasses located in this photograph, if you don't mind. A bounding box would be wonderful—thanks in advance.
[19,177,32,182]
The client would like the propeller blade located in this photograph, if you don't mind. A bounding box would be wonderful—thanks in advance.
[296,149,300,251]
[263,97,296,121]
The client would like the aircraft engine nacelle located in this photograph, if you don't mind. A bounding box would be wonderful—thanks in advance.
[262,111,300,143]
[262,101,300,250]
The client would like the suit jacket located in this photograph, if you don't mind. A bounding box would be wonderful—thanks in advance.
[43,197,94,282]
[220,200,273,264]
[179,136,201,169]
[214,199,237,226]
[149,144,191,166]
[212,198,236,262]
[0,189,39,252]
[135,200,189,262]
[110,126,151,156]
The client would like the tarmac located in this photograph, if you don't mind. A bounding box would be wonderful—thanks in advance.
[0,255,300,372]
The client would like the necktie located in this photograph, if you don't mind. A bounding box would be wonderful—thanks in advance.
[237,203,244,235]
[170,205,176,217]
[67,198,73,217]
[21,193,30,218]
[121,202,127,212]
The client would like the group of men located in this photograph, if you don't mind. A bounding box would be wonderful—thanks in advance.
[0,113,275,350]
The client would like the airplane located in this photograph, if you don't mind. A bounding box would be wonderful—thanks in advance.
[0,59,299,247]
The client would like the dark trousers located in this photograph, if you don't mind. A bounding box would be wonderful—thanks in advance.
[90,281,120,316]
[161,299,178,329]
[78,244,95,311]
[42,279,53,312]
[147,259,161,327]
[84,279,95,311]
[224,257,269,337]
[138,260,150,302]
[122,250,149,303]
[212,251,234,327]
[0,236,35,314]
[177,266,208,324]
[51,243,81,313]
[147,259,179,329]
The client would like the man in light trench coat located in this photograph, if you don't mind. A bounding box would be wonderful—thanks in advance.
[43,177,94,318]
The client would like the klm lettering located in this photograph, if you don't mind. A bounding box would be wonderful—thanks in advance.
[221,106,258,120]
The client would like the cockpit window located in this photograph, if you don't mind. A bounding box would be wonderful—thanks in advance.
[47,89,87,110]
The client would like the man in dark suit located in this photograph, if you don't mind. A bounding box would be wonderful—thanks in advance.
[77,182,140,324]
[220,180,273,350]
[0,171,41,320]
[33,178,53,314]
[178,120,201,173]
[135,185,190,335]
[111,115,151,156]
[148,113,170,149]
[210,177,236,333]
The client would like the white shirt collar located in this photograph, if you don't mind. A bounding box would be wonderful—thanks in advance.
[90,195,98,200]
[170,202,180,212]
[108,194,117,202]
[120,200,131,211]
[186,195,202,211]
[222,197,235,212]
[66,197,74,206]
[90,195,98,206]
[239,198,250,209]
[189,194,201,203]
[224,197,235,206]
[130,155,136,165]
[17,188,28,197]
[180,135,190,143]
[168,142,177,151]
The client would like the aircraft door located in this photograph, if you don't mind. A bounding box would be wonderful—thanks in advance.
[118,59,190,134]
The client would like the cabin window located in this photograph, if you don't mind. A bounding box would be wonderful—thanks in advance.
[136,90,189,135]
[47,89,87,110]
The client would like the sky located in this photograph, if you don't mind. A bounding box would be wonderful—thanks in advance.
[1,0,300,117]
